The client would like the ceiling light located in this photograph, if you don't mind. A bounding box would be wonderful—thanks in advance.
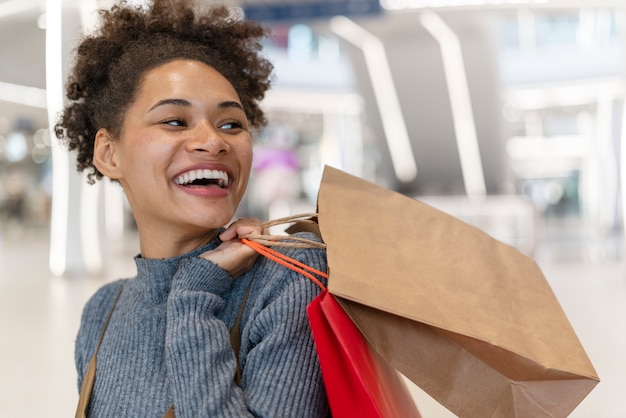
[380,0,550,10]
[0,81,47,108]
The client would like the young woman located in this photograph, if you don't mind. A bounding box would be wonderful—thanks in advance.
[55,1,328,416]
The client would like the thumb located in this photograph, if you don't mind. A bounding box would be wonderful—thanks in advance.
[219,224,256,242]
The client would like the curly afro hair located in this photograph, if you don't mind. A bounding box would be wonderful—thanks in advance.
[55,0,273,183]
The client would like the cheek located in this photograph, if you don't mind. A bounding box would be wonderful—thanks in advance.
[120,147,176,192]
[129,136,178,170]
[237,141,254,179]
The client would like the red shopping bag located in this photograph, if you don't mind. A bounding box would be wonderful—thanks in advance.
[308,290,421,418]
[242,238,420,418]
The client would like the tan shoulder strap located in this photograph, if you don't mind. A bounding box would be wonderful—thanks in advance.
[75,283,125,418]
[230,268,257,386]
[163,405,176,418]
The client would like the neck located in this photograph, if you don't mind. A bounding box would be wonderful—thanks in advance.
[137,227,220,259]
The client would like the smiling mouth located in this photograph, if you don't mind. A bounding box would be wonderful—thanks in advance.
[174,169,229,188]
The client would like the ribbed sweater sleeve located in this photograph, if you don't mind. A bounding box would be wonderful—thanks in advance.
[165,257,249,417]
[165,240,328,418]
[242,272,328,416]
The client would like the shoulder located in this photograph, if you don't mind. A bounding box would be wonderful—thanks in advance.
[82,279,127,321]
[75,279,127,380]
[252,231,327,301]
[76,279,127,350]
[277,231,326,265]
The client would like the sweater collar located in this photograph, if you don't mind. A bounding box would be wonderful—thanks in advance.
[133,236,222,304]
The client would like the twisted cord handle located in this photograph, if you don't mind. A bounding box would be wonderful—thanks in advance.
[244,213,326,249]
[262,212,320,228]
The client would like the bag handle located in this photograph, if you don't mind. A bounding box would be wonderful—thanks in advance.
[243,213,326,250]
[262,212,320,229]
[242,213,328,291]
[242,239,327,291]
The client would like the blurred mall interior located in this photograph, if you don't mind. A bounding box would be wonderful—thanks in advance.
[1,0,626,416]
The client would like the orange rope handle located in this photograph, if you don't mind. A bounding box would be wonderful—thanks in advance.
[242,238,327,291]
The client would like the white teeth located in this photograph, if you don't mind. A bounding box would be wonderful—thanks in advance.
[175,169,229,187]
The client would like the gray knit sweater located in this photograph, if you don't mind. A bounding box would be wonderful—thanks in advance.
[75,233,329,417]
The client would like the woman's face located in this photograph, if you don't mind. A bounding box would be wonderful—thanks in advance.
[96,59,253,244]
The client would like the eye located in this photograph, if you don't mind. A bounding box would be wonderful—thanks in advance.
[219,120,244,131]
[161,118,187,127]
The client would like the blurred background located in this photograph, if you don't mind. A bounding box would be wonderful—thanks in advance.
[1,0,625,416]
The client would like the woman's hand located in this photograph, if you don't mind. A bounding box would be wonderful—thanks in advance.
[199,217,264,279]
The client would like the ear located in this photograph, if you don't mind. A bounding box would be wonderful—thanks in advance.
[93,128,122,180]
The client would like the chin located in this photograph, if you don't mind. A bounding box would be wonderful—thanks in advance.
[197,215,232,231]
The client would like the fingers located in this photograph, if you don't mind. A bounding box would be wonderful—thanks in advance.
[200,217,265,279]
[200,238,258,279]
[219,217,265,242]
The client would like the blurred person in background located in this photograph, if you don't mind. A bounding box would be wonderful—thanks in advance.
[0,173,27,235]
[248,125,301,220]
[54,0,328,416]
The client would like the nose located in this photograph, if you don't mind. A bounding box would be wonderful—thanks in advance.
[186,122,229,155]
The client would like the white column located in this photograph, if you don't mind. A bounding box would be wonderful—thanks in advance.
[330,15,418,184]
[47,0,104,277]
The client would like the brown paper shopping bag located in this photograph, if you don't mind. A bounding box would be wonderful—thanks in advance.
[315,166,599,418]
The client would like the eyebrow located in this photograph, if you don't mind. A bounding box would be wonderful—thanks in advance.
[148,98,244,113]
[218,101,245,111]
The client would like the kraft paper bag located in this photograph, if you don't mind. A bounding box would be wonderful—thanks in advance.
[315,166,599,418]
